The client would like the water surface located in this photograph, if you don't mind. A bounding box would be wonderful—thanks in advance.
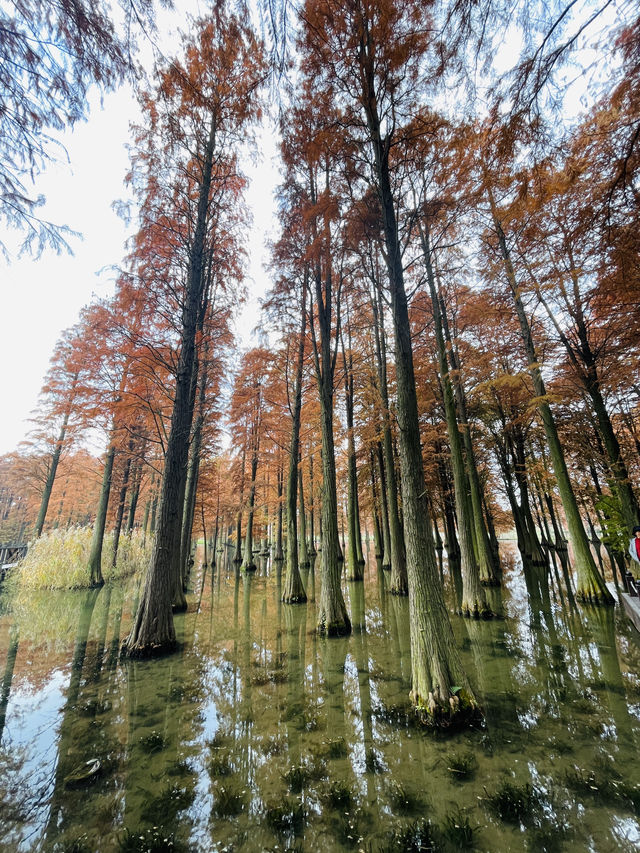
[1,546,639,852]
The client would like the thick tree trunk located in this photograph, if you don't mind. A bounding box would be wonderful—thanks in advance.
[87,442,115,587]
[362,72,477,723]
[124,112,218,657]
[310,255,350,635]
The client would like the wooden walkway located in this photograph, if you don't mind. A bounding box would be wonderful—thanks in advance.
[0,543,27,579]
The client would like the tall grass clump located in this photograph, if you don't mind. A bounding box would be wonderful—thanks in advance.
[18,527,150,589]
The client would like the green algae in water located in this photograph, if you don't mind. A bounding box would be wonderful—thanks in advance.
[0,550,640,852]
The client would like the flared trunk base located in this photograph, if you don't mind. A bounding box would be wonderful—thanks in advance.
[411,688,482,730]
[576,585,614,606]
[123,637,178,660]
[460,599,494,619]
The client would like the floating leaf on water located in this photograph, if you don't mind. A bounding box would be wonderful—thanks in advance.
[65,758,102,789]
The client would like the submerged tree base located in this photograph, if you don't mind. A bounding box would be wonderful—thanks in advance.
[576,586,615,606]
[317,616,352,637]
[123,637,179,659]
[460,601,494,620]
[282,593,307,604]
[411,688,483,731]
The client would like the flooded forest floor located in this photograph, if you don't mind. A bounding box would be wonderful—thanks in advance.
[0,544,639,852]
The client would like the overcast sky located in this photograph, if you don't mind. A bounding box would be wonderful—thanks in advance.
[0,72,281,457]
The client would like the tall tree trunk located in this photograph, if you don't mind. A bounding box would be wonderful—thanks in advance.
[283,291,307,604]
[181,353,209,583]
[421,223,490,618]
[112,448,132,568]
[87,442,115,587]
[372,281,407,593]
[375,439,392,569]
[343,330,363,581]
[274,464,284,561]
[309,251,350,635]
[241,440,259,572]
[34,379,76,538]
[126,459,142,533]
[298,460,311,569]
[125,111,218,657]
[308,453,317,556]
[361,51,477,722]
[0,626,19,744]
[369,449,384,560]
[438,289,500,584]
[536,275,640,534]
[490,192,612,605]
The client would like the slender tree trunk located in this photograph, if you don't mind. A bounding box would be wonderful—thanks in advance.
[369,450,384,560]
[490,193,612,605]
[439,290,500,584]
[87,442,115,587]
[536,277,640,534]
[34,383,75,537]
[343,332,363,581]
[181,354,208,583]
[421,223,490,617]
[308,453,317,556]
[233,448,246,565]
[283,290,308,603]
[298,461,311,569]
[372,282,407,593]
[126,459,142,533]
[0,626,19,744]
[274,465,284,561]
[111,449,132,568]
[241,442,259,572]
[375,440,392,569]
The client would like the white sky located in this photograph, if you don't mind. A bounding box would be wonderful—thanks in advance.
[0,57,281,457]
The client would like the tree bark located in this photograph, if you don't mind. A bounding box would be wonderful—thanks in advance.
[283,292,307,603]
[360,34,477,722]
[490,195,612,605]
[87,442,115,587]
[421,223,490,618]
[124,111,218,657]
[372,281,407,593]
[34,379,76,538]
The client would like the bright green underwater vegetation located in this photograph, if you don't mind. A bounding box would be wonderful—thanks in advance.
[0,544,639,852]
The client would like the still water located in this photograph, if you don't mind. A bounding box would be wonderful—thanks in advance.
[0,546,639,852]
